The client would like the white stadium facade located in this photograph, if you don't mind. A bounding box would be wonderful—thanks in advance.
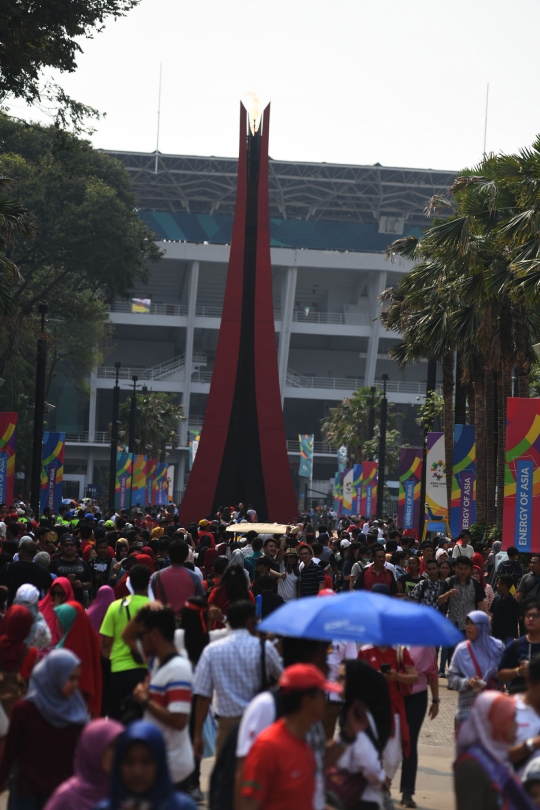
[61,152,455,503]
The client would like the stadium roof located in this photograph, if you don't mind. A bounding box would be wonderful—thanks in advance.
[106,150,456,229]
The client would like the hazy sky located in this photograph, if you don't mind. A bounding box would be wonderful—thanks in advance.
[11,0,540,171]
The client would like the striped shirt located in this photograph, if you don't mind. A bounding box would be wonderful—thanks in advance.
[146,654,194,783]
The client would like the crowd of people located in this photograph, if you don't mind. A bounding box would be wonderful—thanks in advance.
[0,498,537,809]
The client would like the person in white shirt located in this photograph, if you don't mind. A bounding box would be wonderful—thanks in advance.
[508,654,540,774]
[277,547,300,602]
[451,532,475,560]
[128,604,194,789]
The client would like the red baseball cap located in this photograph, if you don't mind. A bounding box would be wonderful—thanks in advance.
[278,663,342,695]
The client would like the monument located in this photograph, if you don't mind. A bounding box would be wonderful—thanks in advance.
[179,99,297,523]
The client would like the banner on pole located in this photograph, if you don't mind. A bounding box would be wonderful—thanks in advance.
[298,434,314,478]
[0,413,17,506]
[131,455,147,506]
[333,473,340,513]
[338,473,344,516]
[342,468,354,515]
[337,445,348,474]
[502,398,540,552]
[352,464,363,514]
[361,462,378,517]
[398,448,422,530]
[40,432,65,513]
[189,430,200,471]
[146,458,157,504]
[451,424,476,536]
[115,452,133,510]
[153,463,168,506]
[425,432,448,521]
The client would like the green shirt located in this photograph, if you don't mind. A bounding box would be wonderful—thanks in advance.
[100,594,150,673]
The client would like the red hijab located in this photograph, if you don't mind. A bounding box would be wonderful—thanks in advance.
[0,605,33,670]
[114,554,155,598]
[56,601,102,718]
[38,577,75,645]
[473,565,487,591]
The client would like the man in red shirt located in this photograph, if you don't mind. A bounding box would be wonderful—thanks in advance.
[355,546,398,594]
[239,664,343,810]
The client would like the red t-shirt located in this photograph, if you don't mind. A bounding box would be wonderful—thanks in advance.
[357,645,414,719]
[240,718,315,810]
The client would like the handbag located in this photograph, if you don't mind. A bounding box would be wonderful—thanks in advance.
[325,767,367,810]
[466,640,498,690]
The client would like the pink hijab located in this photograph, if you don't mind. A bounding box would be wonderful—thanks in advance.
[86,586,115,633]
[43,718,124,810]
[38,578,74,645]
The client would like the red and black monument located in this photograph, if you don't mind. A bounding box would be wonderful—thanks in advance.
[179,100,297,523]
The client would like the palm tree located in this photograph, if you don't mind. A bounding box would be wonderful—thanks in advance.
[117,392,184,461]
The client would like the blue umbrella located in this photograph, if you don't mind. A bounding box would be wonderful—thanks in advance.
[258,591,463,646]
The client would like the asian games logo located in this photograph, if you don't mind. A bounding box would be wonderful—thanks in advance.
[430,460,446,480]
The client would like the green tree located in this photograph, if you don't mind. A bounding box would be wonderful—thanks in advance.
[1,0,140,130]
[118,392,185,461]
[0,176,34,313]
[321,387,399,467]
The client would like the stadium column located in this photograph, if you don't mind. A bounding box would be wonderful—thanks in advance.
[87,448,94,494]
[277,266,297,405]
[364,270,387,387]
[180,261,199,447]
[88,367,97,442]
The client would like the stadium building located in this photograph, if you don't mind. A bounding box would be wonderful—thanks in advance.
[60,152,455,502]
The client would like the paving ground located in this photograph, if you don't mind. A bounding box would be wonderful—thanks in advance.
[389,680,457,810]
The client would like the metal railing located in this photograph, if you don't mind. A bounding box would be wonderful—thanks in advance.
[286,440,335,455]
[108,301,188,316]
[65,432,109,444]
[97,353,207,382]
[292,311,371,325]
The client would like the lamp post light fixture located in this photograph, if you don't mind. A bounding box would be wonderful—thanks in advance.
[128,375,139,454]
[376,374,388,518]
[30,304,48,517]
[108,362,121,512]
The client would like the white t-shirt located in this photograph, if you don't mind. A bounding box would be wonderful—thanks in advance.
[514,697,540,774]
[278,561,298,601]
[146,654,194,783]
[336,723,385,805]
[174,628,228,657]
[452,543,475,559]
[326,641,357,702]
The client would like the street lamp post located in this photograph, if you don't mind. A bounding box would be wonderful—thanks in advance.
[108,363,121,513]
[376,374,388,518]
[30,304,48,518]
[128,376,139,454]
[368,386,376,441]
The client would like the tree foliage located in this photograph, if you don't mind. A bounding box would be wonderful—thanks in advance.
[0,0,140,130]
[118,392,184,461]
[321,386,399,467]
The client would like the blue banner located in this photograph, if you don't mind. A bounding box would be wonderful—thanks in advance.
[352,464,362,514]
[404,479,415,529]
[515,459,533,552]
[365,483,373,517]
[40,432,65,513]
[298,434,314,478]
[0,452,8,503]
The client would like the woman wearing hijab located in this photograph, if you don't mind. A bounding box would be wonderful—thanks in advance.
[54,601,102,718]
[38,578,74,646]
[331,659,392,810]
[448,610,506,727]
[43,718,123,810]
[13,584,52,650]
[230,549,251,586]
[472,565,496,612]
[87,586,116,716]
[455,691,537,810]
[207,562,255,627]
[487,540,504,585]
[0,649,88,809]
[0,605,38,680]
[95,721,195,810]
